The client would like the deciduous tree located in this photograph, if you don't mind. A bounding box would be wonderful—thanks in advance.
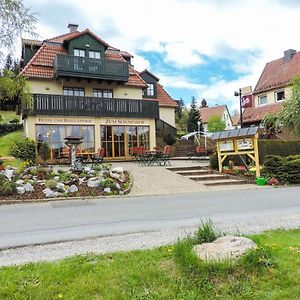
[207,115,226,132]
[280,76,300,135]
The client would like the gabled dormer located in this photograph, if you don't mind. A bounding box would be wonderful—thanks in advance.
[63,25,109,59]
[52,24,129,83]
[139,69,159,98]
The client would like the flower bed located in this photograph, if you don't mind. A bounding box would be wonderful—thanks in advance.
[0,163,132,203]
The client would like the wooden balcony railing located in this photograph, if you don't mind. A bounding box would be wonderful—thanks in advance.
[54,54,129,82]
[24,94,159,119]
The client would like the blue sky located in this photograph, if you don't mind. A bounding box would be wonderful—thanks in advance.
[20,0,300,112]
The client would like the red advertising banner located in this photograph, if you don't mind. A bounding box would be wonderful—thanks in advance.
[241,95,253,108]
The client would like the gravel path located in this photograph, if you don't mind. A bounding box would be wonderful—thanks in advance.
[1,211,300,267]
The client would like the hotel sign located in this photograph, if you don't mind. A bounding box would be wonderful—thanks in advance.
[36,117,94,124]
[102,119,147,125]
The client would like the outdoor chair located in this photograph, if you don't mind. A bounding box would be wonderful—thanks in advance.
[160,145,172,166]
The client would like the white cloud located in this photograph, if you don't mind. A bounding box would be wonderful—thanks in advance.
[22,0,300,107]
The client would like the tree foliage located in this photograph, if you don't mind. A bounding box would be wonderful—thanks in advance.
[280,76,300,135]
[0,0,37,59]
[10,137,36,163]
[0,69,31,111]
[263,113,281,135]
[187,96,203,133]
[38,141,50,163]
[207,115,226,132]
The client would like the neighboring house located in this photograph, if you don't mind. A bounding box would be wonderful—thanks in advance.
[21,24,177,160]
[139,69,177,137]
[200,105,233,132]
[231,113,240,129]
[243,49,300,126]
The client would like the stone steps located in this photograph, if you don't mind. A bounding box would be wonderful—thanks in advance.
[177,170,212,176]
[188,174,229,181]
[203,179,248,186]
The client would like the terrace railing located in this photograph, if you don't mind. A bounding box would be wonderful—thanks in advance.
[54,54,129,82]
[24,94,159,119]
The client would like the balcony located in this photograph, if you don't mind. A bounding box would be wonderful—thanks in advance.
[24,94,159,119]
[54,54,129,82]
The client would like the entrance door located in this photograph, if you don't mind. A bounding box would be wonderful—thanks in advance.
[101,126,125,159]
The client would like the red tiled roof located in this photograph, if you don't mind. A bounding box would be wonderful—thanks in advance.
[200,105,226,123]
[254,51,300,94]
[243,102,283,123]
[231,114,240,126]
[21,44,66,78]
[143,83,178,108]
[125,66,148,88]
[46,31,80,43]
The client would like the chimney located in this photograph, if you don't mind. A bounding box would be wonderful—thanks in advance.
[284,49,296,62]
[68,24,79,33]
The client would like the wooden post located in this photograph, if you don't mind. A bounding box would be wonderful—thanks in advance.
[253,134,260,178]
[217,141,222,173]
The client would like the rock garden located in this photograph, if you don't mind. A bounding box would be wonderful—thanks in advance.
[0,163,131,203]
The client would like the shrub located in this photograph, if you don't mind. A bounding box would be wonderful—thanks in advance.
[0,180,16,196]
[0,123,23,134]
[0,159,4,166]
[263,154,300,184]
[209,153,219,170]
[38,142,50,163]
[45,179,58,190]
[10,138,36,163]
[163,133,177,145]
[258,140,300,163]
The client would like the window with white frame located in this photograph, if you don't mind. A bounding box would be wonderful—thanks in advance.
[258,95,267,106]
[275,90,285,102]
[143,83,155,96]
[74,49,85,57]
[63,87,85,97]
[93,89,113,98]
[89,51,101,59]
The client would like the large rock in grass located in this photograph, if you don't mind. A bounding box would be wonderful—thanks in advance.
[193,236,257,261]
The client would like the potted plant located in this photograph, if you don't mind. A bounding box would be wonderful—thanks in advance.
[0,159,5,171]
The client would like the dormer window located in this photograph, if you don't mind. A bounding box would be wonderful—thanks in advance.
[74,49,85,57]
[275,90,285,102]
[89,51,101,59]
[143,83,155,97]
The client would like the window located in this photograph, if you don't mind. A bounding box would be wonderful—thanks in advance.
[258,95,267,106]
[93,89,113,98]
[275,90,285,102]
[89,51,101,59]
[74,49,85,57]
[143,83,155,96]
[63,87,85,97]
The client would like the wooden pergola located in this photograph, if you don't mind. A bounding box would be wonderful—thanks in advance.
[211,127,260,177]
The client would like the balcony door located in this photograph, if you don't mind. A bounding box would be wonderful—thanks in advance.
[101,126,125,159]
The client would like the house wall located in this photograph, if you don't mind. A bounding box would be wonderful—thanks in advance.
[159,107,175,127]
[253,86,292,107]
[28,79,143,99]
[221,110,233,130]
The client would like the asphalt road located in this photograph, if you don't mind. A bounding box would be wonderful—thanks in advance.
[1,186,300,250]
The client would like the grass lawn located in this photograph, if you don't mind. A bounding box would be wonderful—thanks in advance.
[0,130,24,166]
[0,229,300,299]
[0,110,19,124]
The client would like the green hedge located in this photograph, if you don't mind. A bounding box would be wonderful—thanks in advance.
[258,140,300,163]
[263,155,300,184]
[0,123,23,135]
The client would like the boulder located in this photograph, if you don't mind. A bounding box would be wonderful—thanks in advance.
[104,187,111,193]
[23,182,34,192]
[87,177,101,188]
[15,179,24,186]
[111,167,123,174]
[17,186,26,194]
[68,184,78,193]
[193,236,257,261]
[109,171,127,183]
[4,168,14,181]
[57,182,65,189]
[54,176,60,181]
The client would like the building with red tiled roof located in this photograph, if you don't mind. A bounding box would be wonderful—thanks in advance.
[200,105,233,131]
[21,24,177,161]
[243,49,300,125]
